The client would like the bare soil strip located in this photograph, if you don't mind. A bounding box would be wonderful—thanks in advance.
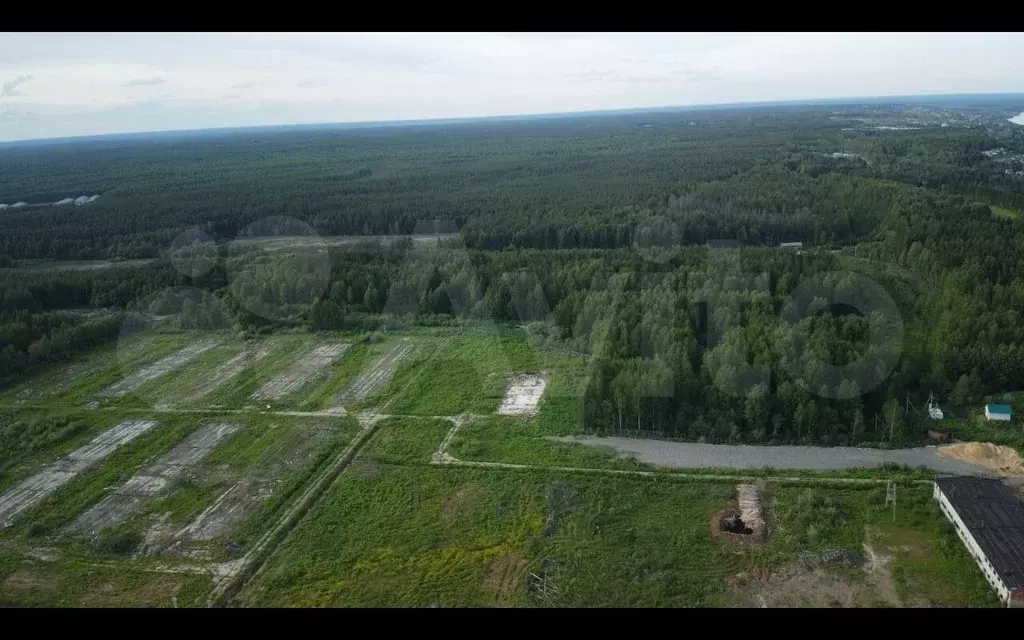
[101,339,221,398]
[67,422,241,538]
[251,343,350,401]
[176,420,336,545]
[497,373,548,417]
[335,341,415,404]
[183,346,272,404]
[176,480,271,542]
[0,420,161,528]
[207,414,386,606]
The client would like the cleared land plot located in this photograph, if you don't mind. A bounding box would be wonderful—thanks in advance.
[176,480,269,542]
[336,341,415,404]
[555,438,996,476]
[252,343,350,402]
[384,333,538,415]
[143,416,358,557]
[101,339,221,398]
[178,345,273,405]
[68,422,241,538]
[497,374,548,417]
[238,418,997,607]
[0,420,160,528]
[1,335,178,405]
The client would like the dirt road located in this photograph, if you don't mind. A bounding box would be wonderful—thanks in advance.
[553,437,995,476]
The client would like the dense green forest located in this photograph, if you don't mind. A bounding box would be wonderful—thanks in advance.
[2,100,1024,444]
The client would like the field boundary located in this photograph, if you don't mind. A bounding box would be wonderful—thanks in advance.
[207,413,385,607]
[211,335,456,606]
[429,457,934,486]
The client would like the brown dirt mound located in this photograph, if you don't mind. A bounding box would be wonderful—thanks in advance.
[938,442,1024,477]
[484,556,529,598]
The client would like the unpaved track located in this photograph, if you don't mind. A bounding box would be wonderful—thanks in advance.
[67,422,240,537]
[553,437,995,476]
[0,420,160,528]
[102,339,221,397]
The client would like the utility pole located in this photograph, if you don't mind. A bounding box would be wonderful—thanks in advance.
[885,480,897,523]
[890,402,897,443]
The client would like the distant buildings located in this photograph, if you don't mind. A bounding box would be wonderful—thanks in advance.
[985,404,1013,422]
[779,241,803,250]
[934,476,1024,607]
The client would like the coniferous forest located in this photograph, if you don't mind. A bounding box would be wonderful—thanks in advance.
[3,98,1024,446]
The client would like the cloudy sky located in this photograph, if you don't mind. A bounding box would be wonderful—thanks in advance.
[0,32,1022,142]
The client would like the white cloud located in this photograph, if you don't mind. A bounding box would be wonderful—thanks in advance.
[0,32,1021,141]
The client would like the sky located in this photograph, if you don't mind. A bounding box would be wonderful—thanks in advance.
[0,32,1022,142]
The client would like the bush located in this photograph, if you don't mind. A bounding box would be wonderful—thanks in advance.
[92,530,143,556]
[789,489,850,541]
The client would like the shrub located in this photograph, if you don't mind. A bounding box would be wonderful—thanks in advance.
[92,530,143,556]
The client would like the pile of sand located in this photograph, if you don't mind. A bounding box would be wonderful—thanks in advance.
[938,442,1024,477]
[736,484,769,541]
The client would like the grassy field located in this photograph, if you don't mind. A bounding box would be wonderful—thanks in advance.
[238,418,997,607]
[0,326,1008,607]
[0,407,360,606]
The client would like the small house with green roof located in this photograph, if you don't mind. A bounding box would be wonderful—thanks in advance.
[984,404,1013,422]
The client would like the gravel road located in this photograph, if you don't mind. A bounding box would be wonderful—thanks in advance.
[553,436,993,477]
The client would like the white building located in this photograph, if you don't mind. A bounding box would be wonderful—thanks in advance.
[933,476,1024,607]
[985,404,1012,422]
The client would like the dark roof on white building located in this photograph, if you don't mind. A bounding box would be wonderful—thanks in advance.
[935,476,1024,590]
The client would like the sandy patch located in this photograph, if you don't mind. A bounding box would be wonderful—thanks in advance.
[252,343,349,401]
[497,374,548,417]
[938,442,1024,477]
[0,420,160,529]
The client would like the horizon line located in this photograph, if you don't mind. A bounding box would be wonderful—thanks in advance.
[3,90,1023,147]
